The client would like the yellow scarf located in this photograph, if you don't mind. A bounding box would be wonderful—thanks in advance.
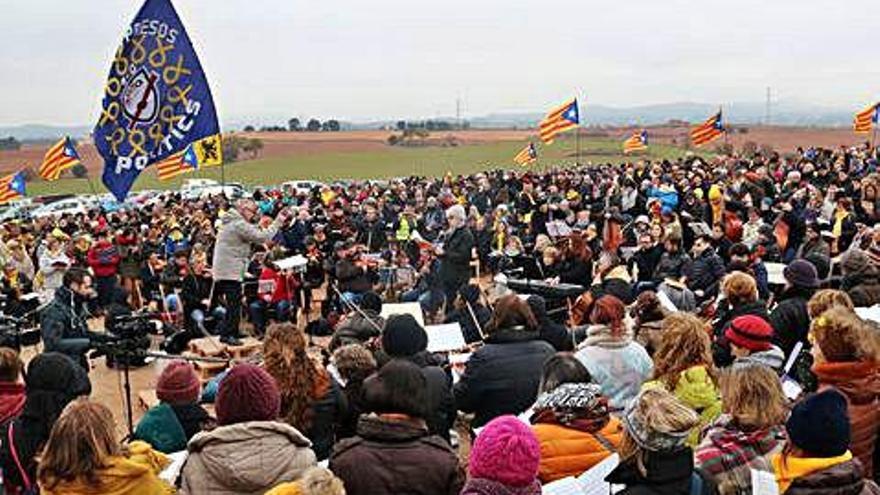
[833,209,848,238]
[771,451,852,494]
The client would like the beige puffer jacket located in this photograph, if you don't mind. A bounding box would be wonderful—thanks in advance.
[179,421,316,495]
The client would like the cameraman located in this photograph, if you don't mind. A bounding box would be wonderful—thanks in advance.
[39,268,101,369]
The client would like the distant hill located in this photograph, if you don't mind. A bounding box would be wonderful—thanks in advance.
[2,100,856,139]
[0,124,91,142]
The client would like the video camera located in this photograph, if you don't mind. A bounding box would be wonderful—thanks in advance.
[0,314,41,350]
[97,311,164,368]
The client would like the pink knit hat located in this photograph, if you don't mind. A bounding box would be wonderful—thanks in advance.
[468,416,540,487]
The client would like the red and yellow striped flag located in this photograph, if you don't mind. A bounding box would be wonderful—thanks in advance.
[155,151,189,181]
[0,172,26,204]
[539,98,580,144]
[514,143,537,166]
[690,111,725,147]
[39,137,81,181]
[623,130,648,154]
[853,103,879,134]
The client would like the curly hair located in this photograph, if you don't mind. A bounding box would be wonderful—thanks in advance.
[807,289,854,319]
[721,271,758,306]
[810,307,880,362]
[331,344,377,382]
[652,313,716,389]
[263,322,330,430]
[719,364,788,429]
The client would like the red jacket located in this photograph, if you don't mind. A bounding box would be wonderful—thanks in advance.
[87,240,121,277]
[258,267,291,304]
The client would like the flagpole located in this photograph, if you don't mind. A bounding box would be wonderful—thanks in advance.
[575,127,581,167]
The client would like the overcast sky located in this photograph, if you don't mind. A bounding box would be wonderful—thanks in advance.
[2,0,878,126]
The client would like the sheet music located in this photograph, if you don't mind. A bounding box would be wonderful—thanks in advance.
[542,477,584,495]
[424,323,467,353]
[546,221,573,238]
[159,450,188,484]
[750,468,780,495]
[274,254,308,270]
[576,453,622,495]
[380,302,425,327]
[855,305,880,324]
[764,262,787,286]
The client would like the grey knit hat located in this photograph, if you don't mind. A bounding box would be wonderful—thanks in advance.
[621,388,699,452]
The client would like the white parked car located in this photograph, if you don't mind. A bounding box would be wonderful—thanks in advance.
[281,180,324,196]
[30,198,88,219]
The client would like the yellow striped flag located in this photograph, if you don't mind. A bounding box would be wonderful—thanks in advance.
[690,110,725,147]
[155,151,190,181]
[539,98,580,144]
[514,143,537,166]
[853,103,879,134]
[38,137,81,181]
[0,172,26,204]
[623,130,648,154]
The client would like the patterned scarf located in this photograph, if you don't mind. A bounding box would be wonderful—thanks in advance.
[531,383,611,433]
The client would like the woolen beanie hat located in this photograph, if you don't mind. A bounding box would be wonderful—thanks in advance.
[382,314,428,357]
[841,249,872,275]
[725,315,774,352]
[786,389,850,457]
[156,360,201,405]
[783,259,819,289]
[216,364,281,426]
[468,415,541,487]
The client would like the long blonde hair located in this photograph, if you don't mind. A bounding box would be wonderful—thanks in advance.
[720,364,788,429]
[652,313,716,389]
[619,388,700,476]
[263,323,330,430]
[37,398,120,490]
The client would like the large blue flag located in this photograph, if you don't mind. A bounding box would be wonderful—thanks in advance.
[95,0,219,201]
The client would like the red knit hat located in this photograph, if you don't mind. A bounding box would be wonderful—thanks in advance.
[156,360,200,405]
[468,416,540,487]
[725,315,774,352]
[216,364,281,426]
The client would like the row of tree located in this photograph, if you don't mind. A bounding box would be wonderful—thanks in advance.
[242,118,342,133]
[395,120,469,131]
[0,137,21,151]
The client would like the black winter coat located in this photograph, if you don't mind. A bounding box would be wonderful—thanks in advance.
[407,352,456,443]
[686,249,726,298]
[39,286,96,368]
[769,287,814,359]
[307,378,348,461]
[453,329,554,427]
[439,227,475,291]
[653,251,692,283]
[605,447,717,495]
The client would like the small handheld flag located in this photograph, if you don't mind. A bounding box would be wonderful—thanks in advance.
[0,172,26,204]
[514,143,537,166]
[155,151,191,181]
[690,111,725,147]
[853,103,879,134]
[539,99,580,144]
[623,130,648,154]
[39,137,81,181]
[94,0,220,201]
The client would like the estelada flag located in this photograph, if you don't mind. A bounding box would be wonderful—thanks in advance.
[514,143,537,166]
[623,130,648,154]
[94,0,220,200]
[0,172,26,204]
[155,151,190,181]
[539,99,579,144]
[853,103,879,134]
[690,110,725,147]
[39,137,81,181]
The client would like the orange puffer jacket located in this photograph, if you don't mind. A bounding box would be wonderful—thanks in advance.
[813,360,880,478]
[532,417,623,483]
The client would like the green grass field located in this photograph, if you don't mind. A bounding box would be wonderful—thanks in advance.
[26,136,703,197]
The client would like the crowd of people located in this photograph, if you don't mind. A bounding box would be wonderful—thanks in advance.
[0,142,876,493]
